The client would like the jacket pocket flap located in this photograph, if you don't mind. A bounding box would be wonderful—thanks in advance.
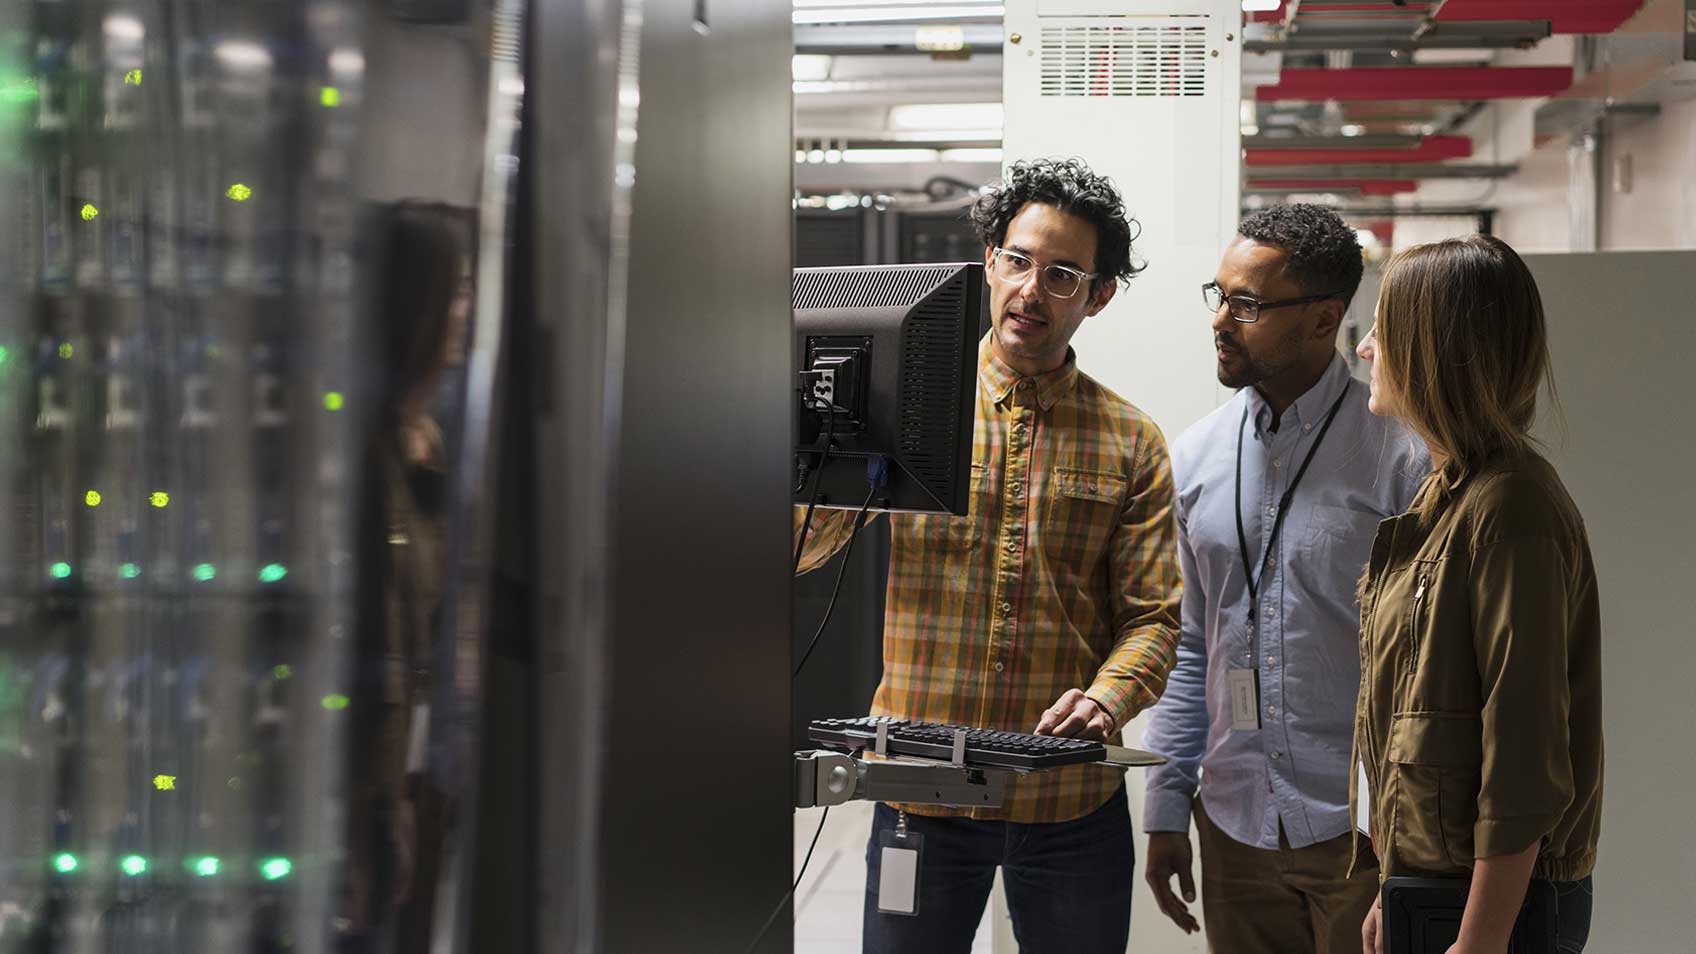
[1387,711,1482,767]
[1054,468,1125,504]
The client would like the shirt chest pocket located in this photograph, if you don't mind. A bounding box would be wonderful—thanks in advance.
[1041,467,1125,572]
[1293,504,1383,594]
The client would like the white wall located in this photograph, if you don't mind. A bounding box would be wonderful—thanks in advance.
[1522,251,1696,953]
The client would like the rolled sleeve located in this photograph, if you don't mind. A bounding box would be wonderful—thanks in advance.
[1469,535,1576,858]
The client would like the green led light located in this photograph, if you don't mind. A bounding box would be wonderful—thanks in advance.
[192,563,216,582]
[120,563,140,579]
[192,856,220,877]
[260,857,291,881]
[120,854,147,877]
[0,79,37,104]
[57,342,73,359]
[258,563,287,583]
[319,86,341,107]
[150,491,170,508]
[80,203,98,221]
[225,183,253,202]
[124,69,143,86]
[323,391,344,411]
[84,490,101,507]
[49,562,71,579]
[320,694,349,711]
[0,345,8,365]
[52,852,77,874]
[272,664,293,681]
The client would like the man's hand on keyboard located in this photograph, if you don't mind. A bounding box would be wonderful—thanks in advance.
[1034,688,1116,741]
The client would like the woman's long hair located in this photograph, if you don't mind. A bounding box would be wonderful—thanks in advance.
[1376,234,1560,507]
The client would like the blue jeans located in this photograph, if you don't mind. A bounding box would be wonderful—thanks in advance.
[1554,877,1593,954]
[862,787,1135,954]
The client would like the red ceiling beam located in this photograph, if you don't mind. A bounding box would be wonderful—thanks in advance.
[1436,0,1644,33]
[1258,67,1574,101]
[1247,179,1421,196]
[1245,135,1473,166]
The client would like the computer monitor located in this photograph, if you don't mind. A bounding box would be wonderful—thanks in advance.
[793,262,985,515]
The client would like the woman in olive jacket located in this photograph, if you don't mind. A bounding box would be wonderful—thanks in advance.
[1352,235,1602,954]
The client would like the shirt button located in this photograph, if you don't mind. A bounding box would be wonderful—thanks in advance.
[1265,656,1278,667]
[1272,458,1283,468]
[1000,602,1012,614]
[1266,704,1277,717]
[1303,423,1313,433]
[1005,540,1018,552]
[1010,482,1022,495]
[1265,607,1278,619]
[994,661,1005,672]
[1018,380,1033,390]
[1270,751,1283,760]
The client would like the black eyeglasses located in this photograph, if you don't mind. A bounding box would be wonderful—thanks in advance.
[1203,282,1339,324]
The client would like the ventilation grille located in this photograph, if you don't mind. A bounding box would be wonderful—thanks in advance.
[1040,24,1208,98]
[793,265,956,310]
[897,277,968,493]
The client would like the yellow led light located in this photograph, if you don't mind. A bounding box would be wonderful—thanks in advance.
[80,204,99,221]
[153,774,176,791]
[124,69,143,86]
[84,490,101,507]
[150,491,169,508]
[225,183,253,202]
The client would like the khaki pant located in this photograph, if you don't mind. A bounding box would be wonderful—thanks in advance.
[1194,800,1378,954]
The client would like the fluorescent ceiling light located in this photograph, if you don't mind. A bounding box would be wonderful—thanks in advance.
[794,5,1004,25]
[793,54,833,81]
[889,102,1002,131]
[886,128,1001,142]
[1341,124,1366,136]
[1241,0,1281,11]
[915,26,967,52]
[940,147,1002,163]
[843,148,942,164]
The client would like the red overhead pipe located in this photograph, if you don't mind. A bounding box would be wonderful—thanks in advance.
[1245,135,1473,166]
[1436,0,1645,34]
[1258,66,1574,101]
[1247,179,1420,196]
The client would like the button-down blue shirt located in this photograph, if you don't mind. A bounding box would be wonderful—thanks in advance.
[1143,355,1428,849]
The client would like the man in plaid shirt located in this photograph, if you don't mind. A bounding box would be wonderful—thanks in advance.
[798,157,1182,952]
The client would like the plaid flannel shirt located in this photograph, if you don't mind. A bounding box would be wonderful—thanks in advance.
[799,338,1181,822]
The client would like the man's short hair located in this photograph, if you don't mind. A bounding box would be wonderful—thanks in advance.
[969,157,1146,287]
[1237,204,1365,307]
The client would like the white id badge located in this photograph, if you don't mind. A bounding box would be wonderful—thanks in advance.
[1356,761,1372,834]
[1228,669,1260,731]
[876,828,923,916]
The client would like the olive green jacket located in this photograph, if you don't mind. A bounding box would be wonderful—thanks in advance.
[1352,450,1602,884]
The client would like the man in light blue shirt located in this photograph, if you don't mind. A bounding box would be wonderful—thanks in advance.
[1141,205,1427,953]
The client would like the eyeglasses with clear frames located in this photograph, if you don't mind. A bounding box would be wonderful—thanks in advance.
[1202,281,1340,323]
[990,247,1098,300]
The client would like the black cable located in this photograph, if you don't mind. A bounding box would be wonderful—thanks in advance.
[792,394,836,575]
[743,806,831,954]
[792,480,877,679]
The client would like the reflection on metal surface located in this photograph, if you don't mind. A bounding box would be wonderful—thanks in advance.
[0,0,513,951]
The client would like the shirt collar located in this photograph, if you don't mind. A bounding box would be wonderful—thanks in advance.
[979,334,1079,411]
[1246,352,1351,436]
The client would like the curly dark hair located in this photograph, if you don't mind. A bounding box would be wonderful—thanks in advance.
[1237,203,1364,306]
[969,157,1145,287]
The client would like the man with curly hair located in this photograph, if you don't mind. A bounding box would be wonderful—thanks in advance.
[1140,204,1428,953]
[798,157,1181,952]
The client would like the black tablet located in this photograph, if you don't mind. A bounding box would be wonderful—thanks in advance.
[1382,877,1557,954]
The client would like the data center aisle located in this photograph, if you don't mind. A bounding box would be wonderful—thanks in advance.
[792,802,996,954]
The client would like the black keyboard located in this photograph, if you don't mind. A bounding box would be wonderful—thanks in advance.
[808,716,1107,772]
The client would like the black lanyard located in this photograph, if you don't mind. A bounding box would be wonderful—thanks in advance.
[1234,387,1350,627]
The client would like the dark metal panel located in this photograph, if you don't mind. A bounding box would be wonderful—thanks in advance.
[526,0,793,952]
[598,0,794,948]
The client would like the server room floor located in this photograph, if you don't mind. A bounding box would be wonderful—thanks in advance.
[792,801,997,953]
